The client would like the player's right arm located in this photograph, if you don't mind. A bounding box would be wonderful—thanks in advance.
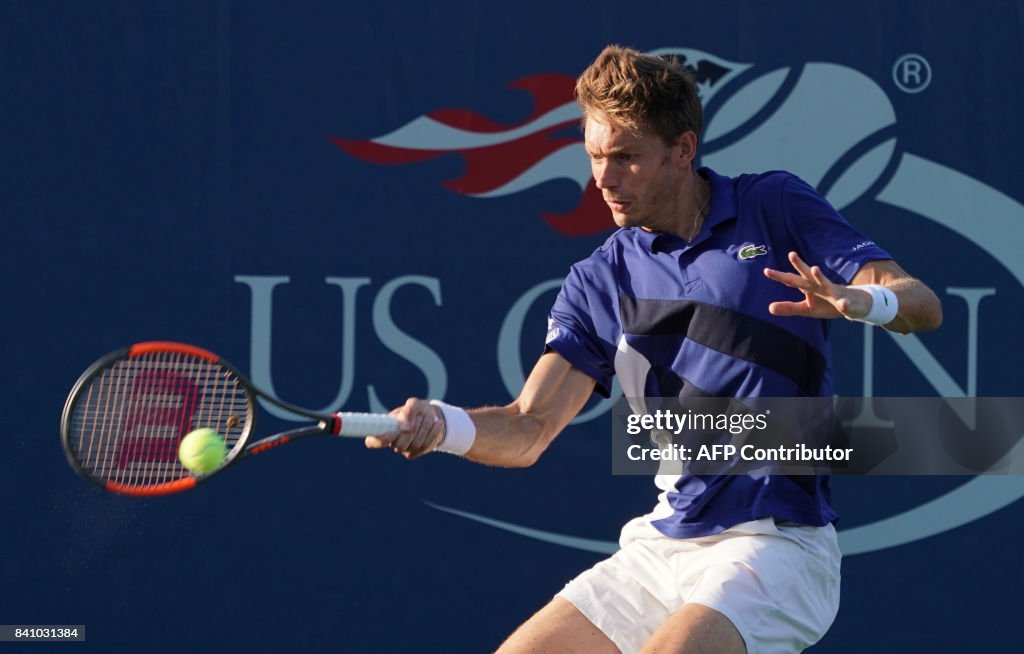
[366,351,595,467]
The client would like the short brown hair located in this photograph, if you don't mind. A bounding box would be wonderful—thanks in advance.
[575,44,702,146]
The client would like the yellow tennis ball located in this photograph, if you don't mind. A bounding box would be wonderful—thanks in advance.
[178,428,227,474]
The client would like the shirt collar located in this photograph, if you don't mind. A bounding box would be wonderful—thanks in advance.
[700,166,738,231]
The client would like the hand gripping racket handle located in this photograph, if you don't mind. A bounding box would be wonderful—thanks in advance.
[332,412,400,437]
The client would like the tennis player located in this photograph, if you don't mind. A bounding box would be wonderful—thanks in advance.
[368,44,942,654]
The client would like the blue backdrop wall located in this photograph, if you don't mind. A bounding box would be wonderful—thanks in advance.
[3,1,1023,652]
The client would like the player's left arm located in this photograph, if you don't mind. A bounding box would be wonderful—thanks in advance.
[764,251,943,334]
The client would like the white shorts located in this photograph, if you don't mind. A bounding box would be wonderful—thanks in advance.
[556,517,841,654]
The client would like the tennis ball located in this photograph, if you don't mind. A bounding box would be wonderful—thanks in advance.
[178,428,227,474]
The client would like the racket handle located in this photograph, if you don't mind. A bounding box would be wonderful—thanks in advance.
[332,412,400,437]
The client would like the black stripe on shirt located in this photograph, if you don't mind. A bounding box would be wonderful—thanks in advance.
[618,296,825,396]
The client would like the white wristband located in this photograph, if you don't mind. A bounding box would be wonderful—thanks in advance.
[429,400,477,455]
[849,284,899,325]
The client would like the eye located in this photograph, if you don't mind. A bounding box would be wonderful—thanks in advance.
[616,153,637,163]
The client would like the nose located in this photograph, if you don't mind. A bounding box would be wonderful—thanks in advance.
[593,160,619,190]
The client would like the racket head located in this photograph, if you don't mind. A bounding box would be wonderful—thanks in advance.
[61,342,256,496]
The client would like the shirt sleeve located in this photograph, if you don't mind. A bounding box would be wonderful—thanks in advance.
[543,265,616,398]
[781,175,894,284]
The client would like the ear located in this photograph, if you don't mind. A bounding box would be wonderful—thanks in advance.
[673,131,698,168]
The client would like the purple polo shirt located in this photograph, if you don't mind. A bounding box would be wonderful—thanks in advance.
[545,167,892,537]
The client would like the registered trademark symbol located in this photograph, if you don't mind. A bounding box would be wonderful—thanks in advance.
[892,53,932,93]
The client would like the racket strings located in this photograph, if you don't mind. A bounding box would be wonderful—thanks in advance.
[69,350,252,489]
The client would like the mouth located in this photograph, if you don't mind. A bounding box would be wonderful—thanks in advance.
[606,198,630,213]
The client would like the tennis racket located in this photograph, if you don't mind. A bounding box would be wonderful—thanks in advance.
[61,341,399,496]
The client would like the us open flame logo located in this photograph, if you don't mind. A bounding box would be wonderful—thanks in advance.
[334,49,1024,556]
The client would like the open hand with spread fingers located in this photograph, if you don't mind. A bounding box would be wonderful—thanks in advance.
[763,251,873,321]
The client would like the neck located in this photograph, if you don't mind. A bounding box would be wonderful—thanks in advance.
[634,169,708,239]
[652,171,708,241]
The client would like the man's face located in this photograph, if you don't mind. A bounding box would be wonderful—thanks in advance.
[584,116,693,231]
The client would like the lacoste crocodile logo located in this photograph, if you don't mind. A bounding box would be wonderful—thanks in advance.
[738,244,768,260]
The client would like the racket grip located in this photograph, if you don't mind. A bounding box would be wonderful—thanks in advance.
[332,412,400,437]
